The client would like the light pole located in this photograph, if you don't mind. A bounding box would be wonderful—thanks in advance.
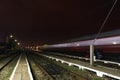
[90,45,94,66]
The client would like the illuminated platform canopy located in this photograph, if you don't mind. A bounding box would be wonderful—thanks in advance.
[41,29,120,48]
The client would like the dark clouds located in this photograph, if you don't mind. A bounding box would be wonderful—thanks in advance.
[0,0,120,45]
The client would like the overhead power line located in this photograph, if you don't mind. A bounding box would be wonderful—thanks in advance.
[93,0,118,44]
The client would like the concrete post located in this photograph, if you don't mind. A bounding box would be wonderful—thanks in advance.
[90,45,94,66]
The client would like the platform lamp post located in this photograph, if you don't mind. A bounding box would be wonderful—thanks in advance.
[17,42,20,46]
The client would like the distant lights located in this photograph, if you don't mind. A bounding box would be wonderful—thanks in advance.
[76,44,80,46]
[33,47,35,49]
[17,42,20,45]
[15,39,17,42]
[113,41,117,45]
[10,35,13,38]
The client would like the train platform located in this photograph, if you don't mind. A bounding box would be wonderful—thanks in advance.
[42,54,120,79]
[9,53,33,80]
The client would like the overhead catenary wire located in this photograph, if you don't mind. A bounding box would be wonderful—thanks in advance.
[93,0,118,44]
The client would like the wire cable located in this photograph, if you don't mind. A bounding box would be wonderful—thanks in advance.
[93,0,118,44]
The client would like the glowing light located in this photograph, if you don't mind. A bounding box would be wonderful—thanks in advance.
[10,35,13,38]
[36,46,40,51]
[113,41,117,45]
[17,42,20,45]
[15,39,17,42]
[44,36,120,48]
[76,44,80,46]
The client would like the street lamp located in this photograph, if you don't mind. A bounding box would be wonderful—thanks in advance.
[17,42,20,45]
[10,35,13,38]
[15,39,17,42]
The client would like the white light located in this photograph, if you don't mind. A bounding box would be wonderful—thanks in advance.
[113,41,117,45]
[76,44,80,46]
[15,40,17,42]
[18,42,20,45]
[10,35,13,38]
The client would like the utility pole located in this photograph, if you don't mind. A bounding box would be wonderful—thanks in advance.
[90,45,94,66]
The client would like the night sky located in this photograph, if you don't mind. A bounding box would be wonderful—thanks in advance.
[0,0,120,46]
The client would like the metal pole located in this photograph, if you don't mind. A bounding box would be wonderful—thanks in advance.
[90,45,94,66]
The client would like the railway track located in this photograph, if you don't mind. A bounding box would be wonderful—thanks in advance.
[27,52,89,80]
[39,52,120,80]
[0,53,20,80]
[43,52,120,70]
[27,53,53,80]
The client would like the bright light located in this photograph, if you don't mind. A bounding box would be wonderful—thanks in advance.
[36,46,40,51]
[76,44,80,46]
[15,39,17,42]
[113,41,117,45]
[10,35,13,38]
[17,42,20,45]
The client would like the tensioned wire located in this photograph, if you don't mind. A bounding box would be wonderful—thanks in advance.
[93,0,118,44]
